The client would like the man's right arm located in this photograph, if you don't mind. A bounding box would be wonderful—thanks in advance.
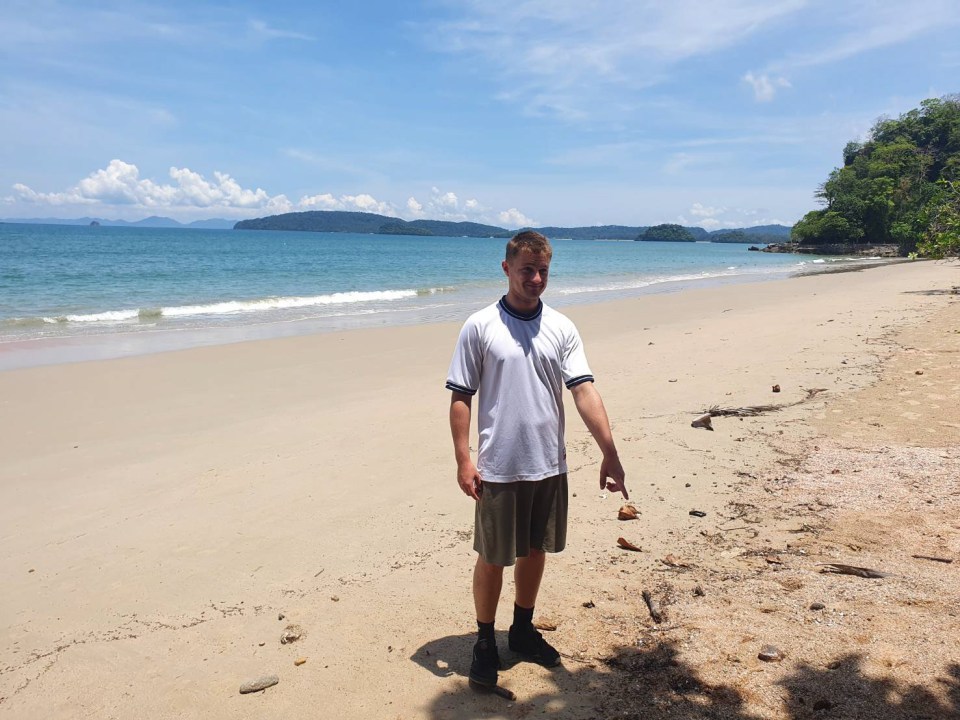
[450,391,482,500]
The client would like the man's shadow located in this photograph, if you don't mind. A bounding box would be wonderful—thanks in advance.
[411,634,960,720]
[411,630,600,717]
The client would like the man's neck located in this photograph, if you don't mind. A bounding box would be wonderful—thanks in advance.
[502,293,541,317]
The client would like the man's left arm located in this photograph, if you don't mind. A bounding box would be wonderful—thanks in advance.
[570,381,628,499]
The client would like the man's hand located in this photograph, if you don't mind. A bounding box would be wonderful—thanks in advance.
[600,454,628,499]
[458,460,483,501]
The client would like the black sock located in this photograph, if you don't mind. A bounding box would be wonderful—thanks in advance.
[477,620,495,643]
[513,603,534,630]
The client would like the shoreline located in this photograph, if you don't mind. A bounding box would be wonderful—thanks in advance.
[1,259,957,718]
[0,256,904,372]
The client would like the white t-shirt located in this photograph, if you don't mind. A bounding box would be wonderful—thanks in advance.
[445,297,594,483]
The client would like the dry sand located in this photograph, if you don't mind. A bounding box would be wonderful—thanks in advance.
[1,260,958,719]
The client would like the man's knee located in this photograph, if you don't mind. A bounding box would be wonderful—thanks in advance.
[475,555,506,576]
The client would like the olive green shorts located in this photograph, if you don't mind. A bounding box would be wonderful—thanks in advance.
[473,474,568,567]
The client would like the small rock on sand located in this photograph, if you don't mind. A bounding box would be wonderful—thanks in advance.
[758,645,785,662]
[240,675,279,694]
[280,624,303,644]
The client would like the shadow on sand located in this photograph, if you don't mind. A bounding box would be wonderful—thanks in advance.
[412,634,960,719]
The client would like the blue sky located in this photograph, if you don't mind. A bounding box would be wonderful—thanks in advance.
[1,0,958,229]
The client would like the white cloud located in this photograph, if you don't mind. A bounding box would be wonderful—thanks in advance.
[664,152,694,175]
[299,193,341,210]
[403,187,536,227]
[425,1,807,119]
[742,72,791,102]
[342,194,396,215]
[8,162,536,226]
[406,197,424,217]
[498,208,536,228]
[689,202,726,218]
[10,160,293,213]
[298,192,397,215]
[247,19,314,42]
[766,1,960,74]
[677,204,791,229]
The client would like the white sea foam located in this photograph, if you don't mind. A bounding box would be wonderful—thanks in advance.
[162,289,419,317]
[45,309,141,323]
[556,266,789,296]
[32,289,422,326]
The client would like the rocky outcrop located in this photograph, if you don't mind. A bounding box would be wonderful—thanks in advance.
[761,242,900,257]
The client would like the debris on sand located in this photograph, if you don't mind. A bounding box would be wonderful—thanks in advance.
[240,675,279,694]
[280,624,303,644]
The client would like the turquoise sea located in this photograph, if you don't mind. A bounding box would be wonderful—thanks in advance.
[0,223,882,369]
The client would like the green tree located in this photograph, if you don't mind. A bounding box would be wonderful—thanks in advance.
[637,224,696,242]
[917,180,960,257]
[796,94,960,254]
[792,210,862,244]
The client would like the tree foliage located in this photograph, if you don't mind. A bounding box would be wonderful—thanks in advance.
[794,95,960,256]
[637,223,696,242]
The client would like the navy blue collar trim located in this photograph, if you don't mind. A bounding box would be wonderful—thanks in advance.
[499,296,543,320]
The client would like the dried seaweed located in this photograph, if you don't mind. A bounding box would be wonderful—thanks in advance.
[818,563,891,579]
[702,388,827,418]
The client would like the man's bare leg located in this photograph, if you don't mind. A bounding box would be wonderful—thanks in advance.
[509,549,560,666]
[514,548,545,609]
[474,555,505,623]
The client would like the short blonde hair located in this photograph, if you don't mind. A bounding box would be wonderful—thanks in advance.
[505,230,552,261]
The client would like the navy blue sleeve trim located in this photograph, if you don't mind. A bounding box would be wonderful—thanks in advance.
[446,381,477,396]
[565,375,594,389]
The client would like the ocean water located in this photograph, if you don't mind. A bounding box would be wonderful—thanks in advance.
[0,223,875,369]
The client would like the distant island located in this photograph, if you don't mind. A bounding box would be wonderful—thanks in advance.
[2,216,237,230]
[233,211,792,243]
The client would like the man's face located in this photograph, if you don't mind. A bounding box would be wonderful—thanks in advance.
[502,249,551,304]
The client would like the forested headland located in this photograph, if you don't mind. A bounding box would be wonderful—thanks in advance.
[791,95,960,257]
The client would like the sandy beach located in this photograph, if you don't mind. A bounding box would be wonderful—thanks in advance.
[2,260,958,719]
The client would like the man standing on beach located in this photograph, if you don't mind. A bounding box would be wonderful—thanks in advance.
[446,230,628,686]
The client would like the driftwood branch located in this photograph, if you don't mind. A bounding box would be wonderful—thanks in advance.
[818,563,891,578]
[701,388,827,418]
[642,590,665,623]
[911,554,954,564]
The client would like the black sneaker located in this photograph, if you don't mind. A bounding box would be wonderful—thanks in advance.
[469,638,501,686]
[508,624,561,667]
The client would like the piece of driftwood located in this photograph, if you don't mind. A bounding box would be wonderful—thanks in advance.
[818,563,890,578]
[911,554,954,564]
[701,388,827,418]
[642,590,664,623]
[559,651,597,667]
[617,537,642,552]
[661,554,692,569]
